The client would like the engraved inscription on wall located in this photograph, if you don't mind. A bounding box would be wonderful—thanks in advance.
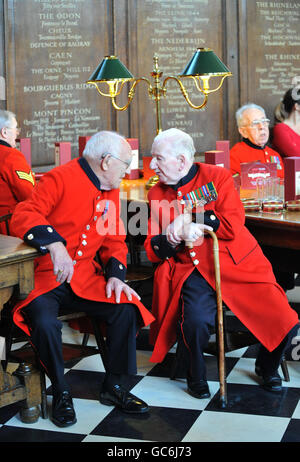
[133,0,226,153]
[7,0,109,166]
[249,1,300,117]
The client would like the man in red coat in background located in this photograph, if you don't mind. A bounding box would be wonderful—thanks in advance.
[144,128,298,401]
[10,131,154,427]
[0,110,35,234]
[230,103,284,179]
[230,103,295,292]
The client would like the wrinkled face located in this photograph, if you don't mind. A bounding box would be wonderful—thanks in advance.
[1,117,19,148]
[238,108,270,147]
[102,143,132,190]
[150,142,182,185]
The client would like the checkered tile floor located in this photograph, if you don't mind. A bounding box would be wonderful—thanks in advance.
[1,288,300,444]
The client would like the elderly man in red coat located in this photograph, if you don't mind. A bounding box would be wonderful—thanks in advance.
[230,103,284,179]
[10,131,154,427]
[0,110,35,234]
[231,103,296,292]
[144,128,298,400]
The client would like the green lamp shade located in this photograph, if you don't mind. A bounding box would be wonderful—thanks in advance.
[180,48,231,76]
[87,56,134,82]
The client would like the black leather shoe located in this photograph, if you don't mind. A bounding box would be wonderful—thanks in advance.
[99,384,149,414]
[255,366,282,393]
[51,391,77,427]
[187,379,211,399]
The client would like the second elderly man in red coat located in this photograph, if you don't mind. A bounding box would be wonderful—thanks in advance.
[144,128,298,400]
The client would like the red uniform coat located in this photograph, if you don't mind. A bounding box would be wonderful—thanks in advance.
[230,140,284,179]
[0,142,35,234]
[144,163,298,363]
[10,158,154,335]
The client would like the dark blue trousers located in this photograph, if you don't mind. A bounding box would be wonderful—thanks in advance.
[179,269,297,381]
[22,283,138,394]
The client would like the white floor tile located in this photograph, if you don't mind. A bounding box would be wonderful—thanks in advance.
[131,375,219,410]
[72,354,105,372]
[226,358,258,385]
[6,397,112,435]
[182,410,290,442]
[281,361,300,388]
[292,399,300,419]
[82,434,152,442]
[136,350,156,376]
[287,285,300,303]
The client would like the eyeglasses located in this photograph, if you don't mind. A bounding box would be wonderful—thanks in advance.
[102,152,131,168]
[244,118,270,129]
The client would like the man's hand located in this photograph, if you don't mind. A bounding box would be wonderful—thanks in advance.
[166,212,213,246]
[166,212,192,246]
[45,241,74,283]
[106,277,141,304]
[181,222,213,244]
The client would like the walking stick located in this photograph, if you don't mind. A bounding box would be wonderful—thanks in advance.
[186,230,227,408]
[205,230,227,408]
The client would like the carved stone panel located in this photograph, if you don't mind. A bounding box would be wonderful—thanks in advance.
[124,0,230,155]
[5,0,112,166]
[239,0,300,124]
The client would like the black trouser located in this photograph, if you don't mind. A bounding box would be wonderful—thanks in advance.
[22,283,138,394]
[179,269,298,381]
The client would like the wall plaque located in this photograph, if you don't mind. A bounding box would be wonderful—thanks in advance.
[239,0,300,123]
[126,0,228,155]
[5,0,112,166]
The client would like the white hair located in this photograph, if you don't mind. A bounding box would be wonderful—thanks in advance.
[0,110,16,130]
[151,128,195,160]
[235,103,266,128]
[82,130,128,161]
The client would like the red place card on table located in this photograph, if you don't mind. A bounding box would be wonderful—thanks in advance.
[240,161,277,189]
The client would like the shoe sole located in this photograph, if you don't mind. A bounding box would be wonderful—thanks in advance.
[261,384,282,393]
[187,388,211,399]
[51,417,77,428]
[99,395,149,414]
[255,369,282,393]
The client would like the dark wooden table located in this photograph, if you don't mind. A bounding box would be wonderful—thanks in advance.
[245,210,300,250]
[0,234,42,423]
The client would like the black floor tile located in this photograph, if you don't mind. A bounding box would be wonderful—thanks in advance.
[52,369,146,400]
[281,418,300,442]
[91,406,201,442]
[0,425,85,442]
[206,383,300,418]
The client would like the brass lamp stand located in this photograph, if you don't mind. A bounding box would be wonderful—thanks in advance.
[86,48,232,185]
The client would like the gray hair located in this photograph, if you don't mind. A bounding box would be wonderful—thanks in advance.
[151,128,195,160]
[82,130,128,161]
[235,103,266,128]
[0,110,16,130]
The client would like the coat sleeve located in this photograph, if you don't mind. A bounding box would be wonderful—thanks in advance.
[10,171,66,252]
[2,150,35,203]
